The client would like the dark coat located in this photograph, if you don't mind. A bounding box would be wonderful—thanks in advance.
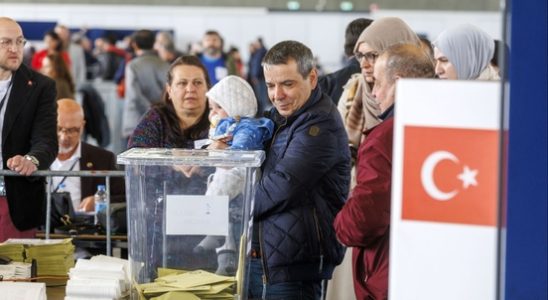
[79,142,125,203]
[80,83,110,147]
[254,87,351,284]
[318,58,361,105]
[3,64,58,230]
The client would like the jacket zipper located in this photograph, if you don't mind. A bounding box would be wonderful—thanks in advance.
[259,117,285,299]
[258,222,269,299]
[269,117,287,148]
[312,207,325,274]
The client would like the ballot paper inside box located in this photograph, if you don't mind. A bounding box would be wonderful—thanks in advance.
[117,148,264,299]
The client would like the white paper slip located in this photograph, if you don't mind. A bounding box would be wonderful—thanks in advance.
[0,262,31,279]
[0,282,46,300]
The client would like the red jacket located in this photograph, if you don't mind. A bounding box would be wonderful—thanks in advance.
[31,50,71,71]
[334,115,394,300]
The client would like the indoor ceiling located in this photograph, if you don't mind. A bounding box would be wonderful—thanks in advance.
[0,0,501,11]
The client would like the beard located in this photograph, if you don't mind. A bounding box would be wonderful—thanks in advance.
[58,144,76,154]
[204,46,221,57]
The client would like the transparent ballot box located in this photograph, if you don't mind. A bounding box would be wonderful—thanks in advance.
[117,148,264,299]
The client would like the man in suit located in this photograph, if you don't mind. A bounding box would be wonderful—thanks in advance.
[0,17,58,242]
[51,99,125,213]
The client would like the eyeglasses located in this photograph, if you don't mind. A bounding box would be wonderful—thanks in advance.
[57,127,81,135]
[0,38,27,50]
[354,51,379,63]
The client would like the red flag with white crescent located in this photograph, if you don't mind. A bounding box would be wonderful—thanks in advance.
[402,126,500,227]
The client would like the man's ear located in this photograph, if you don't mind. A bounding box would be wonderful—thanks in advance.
[308,68,318,88]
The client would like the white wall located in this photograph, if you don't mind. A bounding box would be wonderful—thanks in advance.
[1,4,503,72]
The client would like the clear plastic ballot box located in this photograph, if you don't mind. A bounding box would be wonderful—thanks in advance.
[117,148,264,299]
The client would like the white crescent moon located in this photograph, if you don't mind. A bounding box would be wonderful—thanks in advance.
[421,150,459,201]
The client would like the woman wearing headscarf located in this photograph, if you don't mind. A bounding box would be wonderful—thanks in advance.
[433,24,500,80]
[334,17,425,300]
[340,17,423,151]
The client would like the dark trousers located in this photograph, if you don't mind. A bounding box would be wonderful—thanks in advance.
[247,257,324,300]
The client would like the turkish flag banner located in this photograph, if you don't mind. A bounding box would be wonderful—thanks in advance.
[402,126,500,227]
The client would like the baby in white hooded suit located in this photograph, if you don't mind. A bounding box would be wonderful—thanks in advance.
[194,75,274,275]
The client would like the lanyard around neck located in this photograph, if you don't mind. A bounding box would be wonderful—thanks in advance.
[52,158,80,193]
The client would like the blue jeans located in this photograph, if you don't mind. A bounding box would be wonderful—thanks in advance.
[247,257,323,300]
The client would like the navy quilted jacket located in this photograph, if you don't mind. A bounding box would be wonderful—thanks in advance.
[253,87,351,284]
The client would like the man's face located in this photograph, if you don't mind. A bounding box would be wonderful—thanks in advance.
[202,33,222,56]
[57,111,84,155]
[0,19,24,73]
[153,34,167,52]
[371,56,396,113]
[264,59,317,118]
[434,47,458,80]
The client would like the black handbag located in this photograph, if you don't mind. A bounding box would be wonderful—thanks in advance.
[97,203,127,234]
[50,191,73,229]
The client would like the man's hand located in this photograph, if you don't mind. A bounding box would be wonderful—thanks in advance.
[7,155,37,176]
[78,196,96,212]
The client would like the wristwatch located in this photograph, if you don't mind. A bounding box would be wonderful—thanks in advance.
[24,155,39,167]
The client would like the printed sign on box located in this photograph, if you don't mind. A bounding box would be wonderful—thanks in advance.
[166,195,229,236]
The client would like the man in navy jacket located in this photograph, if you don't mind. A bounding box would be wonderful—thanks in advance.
[248,40,351,299]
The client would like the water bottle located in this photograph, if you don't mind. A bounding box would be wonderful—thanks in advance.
[94,185,107,225]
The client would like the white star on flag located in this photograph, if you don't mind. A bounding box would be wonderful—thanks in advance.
[457,165,478,189]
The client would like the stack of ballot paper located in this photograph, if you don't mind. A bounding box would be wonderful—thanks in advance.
[0,282,46,300]
[136,268,236,299]
[3,238,75,276]
[0,262,32,280]
[0,243,25,262]
[65,255,130,300]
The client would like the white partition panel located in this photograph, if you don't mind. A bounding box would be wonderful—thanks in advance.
[389,79,501,300]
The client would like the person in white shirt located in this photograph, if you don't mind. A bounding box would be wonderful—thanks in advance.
[51,99,124,212]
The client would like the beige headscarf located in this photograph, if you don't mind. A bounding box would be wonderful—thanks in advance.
[353,17,421,53]
[344,17,421,148]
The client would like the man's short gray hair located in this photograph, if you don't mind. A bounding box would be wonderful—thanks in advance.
[262,40,315,78]
[381,43,435,82]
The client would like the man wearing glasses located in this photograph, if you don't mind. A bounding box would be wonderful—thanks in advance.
[51,99,125,214]
[0,17,58,242]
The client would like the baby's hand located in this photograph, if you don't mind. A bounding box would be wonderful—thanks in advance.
[207,140,229,150]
